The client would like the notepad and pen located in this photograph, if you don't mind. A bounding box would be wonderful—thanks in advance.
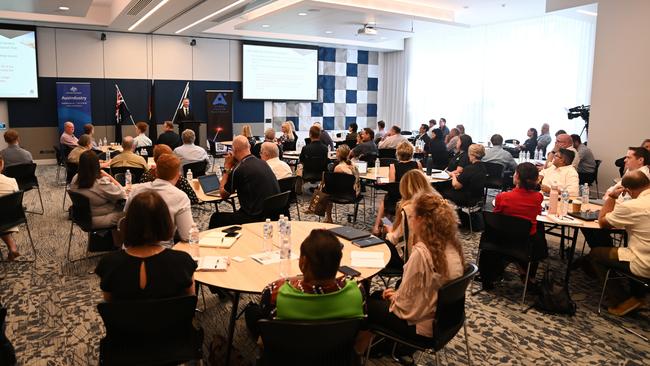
[350,251,385,268]
[196,256,229,271]
[250,250,299,265]
[199,231,242,248]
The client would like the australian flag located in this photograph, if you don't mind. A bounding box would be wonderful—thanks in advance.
[115,88,130,141]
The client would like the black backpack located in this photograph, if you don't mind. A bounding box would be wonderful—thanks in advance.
[534,269,577,315]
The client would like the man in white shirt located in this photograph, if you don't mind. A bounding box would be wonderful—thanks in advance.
[539,148,579,196]
[378,125,407,149]
[261,142,292,180]
[125,154,193,242]
[60,121,78,149]
[0,155,21,260]
[604,147,650,202]
[374,120,386,143]
[173,129,209,167]
[545,133,580,170]
[589,170,650,316]
[133,122,152,149]
[483,134,517,172]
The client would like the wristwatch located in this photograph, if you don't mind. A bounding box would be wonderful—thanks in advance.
[224,168,233,175]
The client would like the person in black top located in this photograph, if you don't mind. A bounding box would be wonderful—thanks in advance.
[346,123,358,142]
[426,128,449,169]
[350,128,378,160]
[209,136,280,228]
[443,144,487,206]
[95,190,196,301]
[314,122,334,150]
[447,134,473,172]
[173,98,195,124]
[517,127,538,156]
[414,124,431,147]
[156,121,182,150]
[252,128,283,159]
[299,126,329,181]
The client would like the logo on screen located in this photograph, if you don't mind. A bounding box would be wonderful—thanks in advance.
[213,93,227,106]
[70,86,78,92]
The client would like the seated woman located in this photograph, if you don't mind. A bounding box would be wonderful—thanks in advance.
[0,156,21,260]
[517,128,538,156]
[478,162,547,289]
[245,229,365,333]
[278,121,296,151]
[346,123,359,143]
[140,144,199,204]
[383,170,437,269]
[372,141,422,234]
[445,128,460,153]
[447,134,473,173]
[70,150,126,230]
[362,192,464,346]
[443,144,487,206]
[241,124,257,147]
[95,190,196,301]
[323,145,360,223]
[425,128,449,170]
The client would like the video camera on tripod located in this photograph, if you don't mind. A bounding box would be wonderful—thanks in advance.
[567,105,590,123]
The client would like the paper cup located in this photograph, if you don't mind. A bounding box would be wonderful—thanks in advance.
[572,200,582,212]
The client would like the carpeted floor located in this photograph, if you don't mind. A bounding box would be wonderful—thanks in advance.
[0,164,648,365]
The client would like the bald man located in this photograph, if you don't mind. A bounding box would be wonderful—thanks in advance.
[209,135,280,228]
[60,121,78,149]
[261,142,292,180]
[545,133,580,169]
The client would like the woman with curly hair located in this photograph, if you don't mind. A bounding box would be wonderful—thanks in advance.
[360,191,465,347]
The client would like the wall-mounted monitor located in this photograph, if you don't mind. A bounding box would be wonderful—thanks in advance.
[0,24,38,98]
[242,42,317,101]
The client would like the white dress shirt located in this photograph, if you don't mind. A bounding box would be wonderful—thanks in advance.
[174,143,209,167]
[378,134,407,149]
[540,164,580,196]
[133,133,152,149]
[125,179,194,241]
[265,157,293,180]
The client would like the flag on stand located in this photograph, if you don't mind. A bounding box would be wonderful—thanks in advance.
[115,88,130,142]
[147,80,156,140]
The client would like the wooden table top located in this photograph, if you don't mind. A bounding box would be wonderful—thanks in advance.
[536,200,603,229]
[174,221,390,293]
[99,145,123,153]
[189,177,237,203]
[359,166,451,183]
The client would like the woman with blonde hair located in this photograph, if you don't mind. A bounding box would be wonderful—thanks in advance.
[278,121,297,151]
[322,145,360,223]
[241,124,256,147]
[361,191,465,347]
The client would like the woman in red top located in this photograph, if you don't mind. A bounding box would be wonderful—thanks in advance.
[480,162,548,289]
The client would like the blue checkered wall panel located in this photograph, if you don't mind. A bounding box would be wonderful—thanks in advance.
[272,47,378,130]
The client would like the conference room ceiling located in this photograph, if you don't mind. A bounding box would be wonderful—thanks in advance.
[0,0,594,51]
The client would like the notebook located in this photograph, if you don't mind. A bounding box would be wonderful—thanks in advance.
[568,211,600,221]
[198,174,220,196]
[354,161,368,174]
[199,231,241,248]
[196,256,228,271]
[352,235,385,248]
[328,226,371,241]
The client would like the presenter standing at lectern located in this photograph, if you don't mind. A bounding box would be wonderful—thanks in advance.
[174,98,195,124]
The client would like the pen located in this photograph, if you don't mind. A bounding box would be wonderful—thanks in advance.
[563,215,575,221]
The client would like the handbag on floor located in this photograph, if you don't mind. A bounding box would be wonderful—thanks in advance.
[534,269,576,316]
[306,177,329,217]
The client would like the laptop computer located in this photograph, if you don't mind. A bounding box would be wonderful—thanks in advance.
[568,210,600,221]
[352,235,385,248]
[328,226,371,241]
[198,174,221,197]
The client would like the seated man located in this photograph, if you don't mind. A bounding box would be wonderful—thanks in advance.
[133,121,152,149]
[208,136,280,228]
[109,136,148,171]
[483,134,516,172]
[378,125,407,149]
[174,129,209,167]
[349,128,378,160]
[67,134,93,164]
[245,229,364,332]
[1,129,33,167]
[589,170,650,316]
[571,134,596,175]
[156,121,182,150]
[60,121,78,149]
[125,154,194,242]
[539,148,579,196]
[252,128,283,159]
[261,142,292,180]
[298,126,328,180]
[545,133,580,170]
[413,124,431,147]
[314,122,334,150]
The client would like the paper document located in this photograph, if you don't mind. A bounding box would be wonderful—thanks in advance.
[547,215,584,226]
[197,256,228,271]
[199,231,241,248]
[250,250,299,265]
[430,171,450,180]
[350,251,385,268]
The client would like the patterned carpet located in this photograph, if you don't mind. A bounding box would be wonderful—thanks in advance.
[0,165,648,365]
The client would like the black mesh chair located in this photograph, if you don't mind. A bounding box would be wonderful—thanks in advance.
[578,159,602,197]
[54,145,66,185]
[323,172,365,223]
[66,191,117,262]
[483,162,505,194]
[97,296,203,366]
[478,211,547,304]
[62,162,78,209]
[182,161,208,178]
[278,176,300,220]
[282,139,297,152]
[0,191,36,262]
[3,163,44,215]
[262,191,291,221]
[302,156,329,184]
[135,145,154,158]
[258,319,362,366]
[359,153,378,167]
[379,158,398,167]
[342,140,357,149]
[378,148,397,159]
[366,263,478,365]
[109,167,144,185]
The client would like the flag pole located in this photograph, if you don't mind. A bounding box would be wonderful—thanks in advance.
[115,84,137,127]
[171,81,190,123]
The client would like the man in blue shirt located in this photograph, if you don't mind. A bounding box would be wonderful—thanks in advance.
[483,134,517,172]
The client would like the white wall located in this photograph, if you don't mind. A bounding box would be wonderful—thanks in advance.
[588,0,650,188]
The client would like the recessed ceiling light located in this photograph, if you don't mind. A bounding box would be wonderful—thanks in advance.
[325,30,333,34]
[298,12,307,16]
[262,24,271,28]
[129,0,169,31]
[577,9,598,16]
[176,0,247,34]
[58,6,70,11]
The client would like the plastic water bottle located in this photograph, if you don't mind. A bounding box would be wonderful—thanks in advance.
[98,138,103,148]
[279,218,292,277]
[263,219,273,253]
[188,223,200,258]
[142,148,148,158]
[125,169,132,188]
[186,169,193,183]
[560,188,570,217]
[581,183,590,206]
[374,158,380,179]
[103,137,108,146]
[548,182,559,215]
[215,165,222,180]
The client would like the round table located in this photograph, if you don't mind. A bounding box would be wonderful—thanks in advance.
[174,221,390,365]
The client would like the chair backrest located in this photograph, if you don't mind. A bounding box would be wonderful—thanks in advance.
[136,145,154,158]
[97,296,197,343]
[113,173,126,186]
[378,148,396,159]
[594,159,602,183]
[183,161,207,177]
[432,263,478,351]
[3,163,38,190]
[53,145,65,165]
[480,211,534,262]
[323,172,357,201]
[110,167,145,184]
[483,161,504,179]
[258,318,362,366]
[302,154,329,179]
[65,162,78,184]
[282,139,297,152]
[67,191,94,232]
[278,176,298,201]
[504,139,520,145]
[358,153,377,166]
[0,191,26,233]
[342,140,357,149]
[379,158,397,167]
[262,191,291,220]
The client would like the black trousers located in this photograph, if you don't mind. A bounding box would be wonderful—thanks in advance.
[580,228,614,248]
[366,293,430,348]
[208,211,259,229]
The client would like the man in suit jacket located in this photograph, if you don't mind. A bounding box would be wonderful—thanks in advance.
[156,121,182,150]
[174,98,194,124]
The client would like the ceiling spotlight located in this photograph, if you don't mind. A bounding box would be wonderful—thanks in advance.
[325,30,333,34]
[100,33,106,41]
[190,39,196,46]
[262,24,271,28]
[58,6,70,11]
[298,12,307,16]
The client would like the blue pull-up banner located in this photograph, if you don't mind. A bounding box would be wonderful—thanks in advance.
[56,82,92,136]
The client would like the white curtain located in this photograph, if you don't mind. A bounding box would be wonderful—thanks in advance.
[406,14,596,142]
[378,44,409,129]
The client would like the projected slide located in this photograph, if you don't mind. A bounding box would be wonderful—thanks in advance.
[0,27,38,98]
[243,44,317,101]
